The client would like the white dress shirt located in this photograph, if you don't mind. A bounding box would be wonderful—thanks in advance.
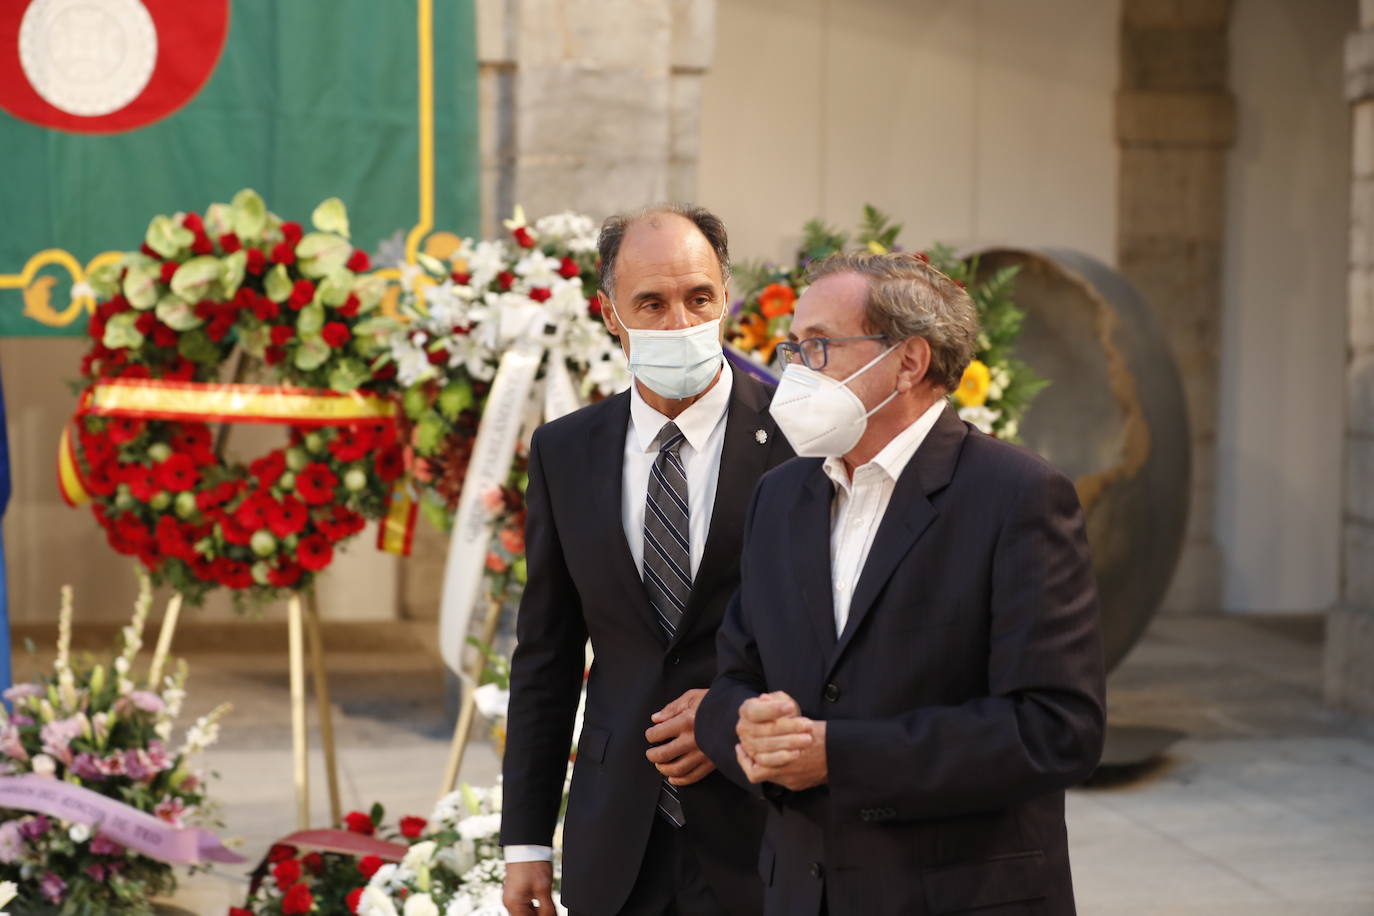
[504,364,732,865]
[823,398,947,635]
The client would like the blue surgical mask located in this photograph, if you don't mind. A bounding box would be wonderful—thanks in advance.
[610,299,725,400]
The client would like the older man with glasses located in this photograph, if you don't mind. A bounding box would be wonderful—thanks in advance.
[695,250,1106,916]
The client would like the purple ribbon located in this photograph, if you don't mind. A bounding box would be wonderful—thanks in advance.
[0,774,244,866]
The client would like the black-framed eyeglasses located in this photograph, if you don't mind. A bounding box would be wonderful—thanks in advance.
[774,335,887,371]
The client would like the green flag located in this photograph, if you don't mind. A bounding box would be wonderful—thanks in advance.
[0,0,478,337]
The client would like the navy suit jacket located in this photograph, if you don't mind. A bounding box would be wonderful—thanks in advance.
[500,365,793,916]
[697,403,1106,916]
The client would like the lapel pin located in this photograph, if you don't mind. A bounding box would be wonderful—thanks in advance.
[755,429,768,445]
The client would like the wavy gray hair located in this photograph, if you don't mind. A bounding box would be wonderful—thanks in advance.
[806,250,980,392]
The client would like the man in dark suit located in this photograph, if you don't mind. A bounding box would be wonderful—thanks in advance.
[501,205,793,916]
[696,251,1106,916]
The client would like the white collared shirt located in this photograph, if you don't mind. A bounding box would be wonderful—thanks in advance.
[823,398,947,635]
[504,363,732,865]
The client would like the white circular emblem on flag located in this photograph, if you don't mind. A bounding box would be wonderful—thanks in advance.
[18,0,158,117]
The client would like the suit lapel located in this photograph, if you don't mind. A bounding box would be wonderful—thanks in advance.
[672,367,779,650]
[827,404,967,676]
[589,392,661,643]
[792,464,839,656]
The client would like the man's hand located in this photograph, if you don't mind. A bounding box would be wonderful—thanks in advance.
[504,860,556,915]
[735,692,828,791]
[645,688,716,786]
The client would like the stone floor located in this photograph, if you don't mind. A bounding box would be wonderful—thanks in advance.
[13,612,1374,914]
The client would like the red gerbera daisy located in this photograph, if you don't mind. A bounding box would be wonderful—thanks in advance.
[296,535,334,572]
[155,454,200,493]
[267,496,309,538]
[294,464,339,506]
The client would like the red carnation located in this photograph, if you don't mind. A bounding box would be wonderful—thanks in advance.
[513,226,535,248]
[374,446,405,483]
[191,233,214,255]
[87,313,107,341]
[347,250,371,272]
[346,888,365,913]
[338,293,361,318]
[206,318,234,343]
[321,321,351,348]
[529,287,552,303]
[272,857,302,890]
[265,346,287,366]
[281,883,313,916]
[588,296,602,317]
[159,261,178,285]
[451,271,472,285]
[357,854,383,879]
[152,323,178,348]
[294,464,338,506]
[558,257,580,279]
[267,844,299,864]
[288,279,315,310]
[230,909,254,916]
[345,812,376,837]
[155,454,200,493]
[427,348,448,366]
[253,296,280,321]
[267,496,308,538]
[246,248,267,275]
[399,815,427,839]
[497,270,515,291]
[219,233,242,253]
[296,535,334,572]
[302,852,324,875]
[140,242,159,258]
[268,561,303,589]
[271,325,295,347]
[135,311,157,335]
[182,212,204,233]
[250,452,287,489]
[280,221,304,245]
[120,364,152,380]
[271,242,296,265]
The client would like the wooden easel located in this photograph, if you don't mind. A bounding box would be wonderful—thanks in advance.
[438,596,504,798]
[148,590,341,831]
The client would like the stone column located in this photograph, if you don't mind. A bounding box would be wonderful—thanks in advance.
[1116,0,1234,613]
[1326,7,1374,714]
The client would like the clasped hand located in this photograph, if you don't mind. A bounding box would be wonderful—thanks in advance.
[644,688,716,786]
[734,691,828,792]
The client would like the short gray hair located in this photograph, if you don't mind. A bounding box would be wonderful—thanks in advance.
[597,203,731,301]
[806,251,980,392]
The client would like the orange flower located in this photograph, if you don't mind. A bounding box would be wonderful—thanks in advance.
[758,283,797,319]
[731,313,781,363]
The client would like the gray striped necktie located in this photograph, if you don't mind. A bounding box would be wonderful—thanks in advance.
[643,420,690,827]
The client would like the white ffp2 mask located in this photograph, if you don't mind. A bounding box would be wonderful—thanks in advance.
[768,346,899,457]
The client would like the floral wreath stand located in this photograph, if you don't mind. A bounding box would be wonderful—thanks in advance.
[60,378,417,831]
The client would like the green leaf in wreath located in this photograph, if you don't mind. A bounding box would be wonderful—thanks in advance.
[417,252,448,277]
[88,262,120,300]
[419,496,453,534]
[297,301,325,335]
[145,214,194,259]
[402,387,430,420]
[238,323,270,358]
[437,378,473,421]
[265,263,293,303]
[102,311,144,349]
[318,268,354,307]
[231,189,268,241]
[311,197,351,239]
[415,413,445,453]
[170,256,222,302]
[155,294,203,331]
[178,328,220,364]
[122,262,160,309]
[351,315,395,342]
[293,335,331,371]
[296,233,351,278]
[327,357,370,392]
[513,556,527,585]
[352,274,388,312]
[204,202,234,238]
[220,249,248,297]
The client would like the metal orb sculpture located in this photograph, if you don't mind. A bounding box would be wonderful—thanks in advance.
[971,247,1190,671]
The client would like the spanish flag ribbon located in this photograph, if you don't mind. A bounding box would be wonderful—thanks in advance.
[59,379,416,555]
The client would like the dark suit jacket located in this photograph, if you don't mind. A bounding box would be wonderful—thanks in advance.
[697,404,1106,916]
[500,365,794,916]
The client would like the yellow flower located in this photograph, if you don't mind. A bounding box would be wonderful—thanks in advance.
[955,359,991,407]
[866,240,889,255]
